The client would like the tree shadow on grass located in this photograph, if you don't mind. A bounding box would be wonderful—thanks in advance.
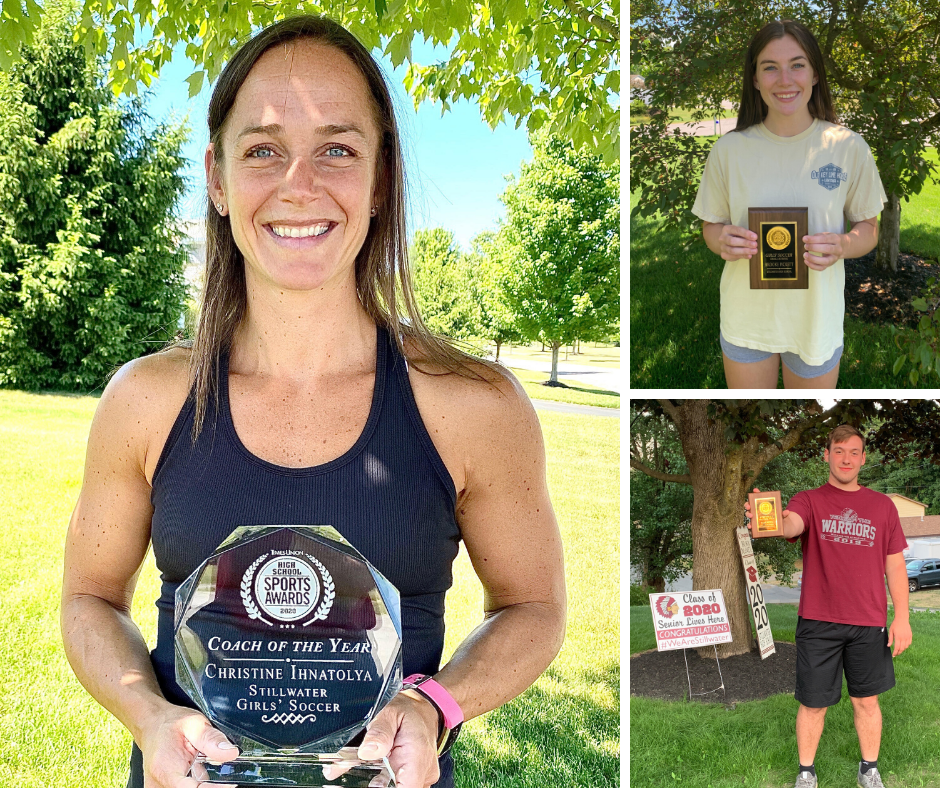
[454,662,619,788]
[539,379,620,398]
[630,211,725,388]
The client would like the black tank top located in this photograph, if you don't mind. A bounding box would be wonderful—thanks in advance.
[131,326,459,787]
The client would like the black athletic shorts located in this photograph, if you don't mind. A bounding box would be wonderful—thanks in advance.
[795,617,895,708]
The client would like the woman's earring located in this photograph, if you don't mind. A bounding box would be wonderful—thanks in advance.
[370,206,377,216]
[216,203,225,214]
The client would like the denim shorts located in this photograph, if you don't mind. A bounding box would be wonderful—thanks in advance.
[720,332,843,378]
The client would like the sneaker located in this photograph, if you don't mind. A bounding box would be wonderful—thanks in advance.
[795,771,817,788]
[857,765,886,788]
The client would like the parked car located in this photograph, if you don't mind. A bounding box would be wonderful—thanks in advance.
[907,559,940,592]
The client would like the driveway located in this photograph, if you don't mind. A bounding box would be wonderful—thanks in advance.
[666,572,802,603]
[661,100,737,137]
[666,116,737,137]
[531,399,619,418]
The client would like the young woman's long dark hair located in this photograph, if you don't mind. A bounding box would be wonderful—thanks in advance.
[188,15,492,438]
[735,20,838,132]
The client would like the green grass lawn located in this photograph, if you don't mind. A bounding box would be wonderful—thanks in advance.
[0,389,619,787]
[510,367,620,409]
[630,181,934,387]
[630,604,940,788]
[896,148,940,262]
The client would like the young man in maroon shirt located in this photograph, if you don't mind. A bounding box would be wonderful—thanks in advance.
[746,424,912,788]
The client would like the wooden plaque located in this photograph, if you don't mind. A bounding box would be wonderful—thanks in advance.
[748,490,784,538]
[748,207,809,290]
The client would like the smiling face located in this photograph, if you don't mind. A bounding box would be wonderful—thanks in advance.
[206,40,381,294]
[824,435,866,490]
[753,34,818,131]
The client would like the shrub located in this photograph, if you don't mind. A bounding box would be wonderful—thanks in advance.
[630,583,656,607]
[0,1,189,391]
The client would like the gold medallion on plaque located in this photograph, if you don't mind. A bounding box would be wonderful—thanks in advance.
[766,226,791,251]
[748,490,784,537]
[747,208,809,289]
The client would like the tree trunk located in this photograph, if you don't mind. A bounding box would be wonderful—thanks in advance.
[672,402,753,657]
[550,343,560,382]
[875,193,900,272]
[495,340,502,361]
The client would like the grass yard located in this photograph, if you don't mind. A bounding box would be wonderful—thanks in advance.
[629,183,934,388]
[900,585,940,611]
[895,148,940,262]
[0,389,619,787]
[631,106,735,128]
[509,367,620,410]
[629,604,940,788]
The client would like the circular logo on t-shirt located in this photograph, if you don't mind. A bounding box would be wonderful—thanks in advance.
[766,226,791,250]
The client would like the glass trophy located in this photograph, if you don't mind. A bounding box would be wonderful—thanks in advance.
[174,525,403,786]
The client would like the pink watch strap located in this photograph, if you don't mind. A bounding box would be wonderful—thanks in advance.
[402,673,464,729]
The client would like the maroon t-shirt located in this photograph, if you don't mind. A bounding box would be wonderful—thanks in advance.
[786,483,908,627]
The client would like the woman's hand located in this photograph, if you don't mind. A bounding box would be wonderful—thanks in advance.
[140,706,239,788]
[702,222,758,261]
[356,692,441,788]
[802,232,846,270]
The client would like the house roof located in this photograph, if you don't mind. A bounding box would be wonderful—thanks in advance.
[887,493,927,508]
[900,515,940,539]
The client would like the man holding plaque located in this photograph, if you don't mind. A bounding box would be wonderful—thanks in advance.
[692,20,886,389]
[745,425,911,788]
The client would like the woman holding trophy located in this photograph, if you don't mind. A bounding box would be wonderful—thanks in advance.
[693,20,887,389]
[59,16,566,788]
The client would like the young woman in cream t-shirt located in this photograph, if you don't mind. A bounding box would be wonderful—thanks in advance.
[692,20,886,389]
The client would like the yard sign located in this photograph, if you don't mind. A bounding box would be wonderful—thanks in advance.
[736,526,776,659]
[649,589,733,651]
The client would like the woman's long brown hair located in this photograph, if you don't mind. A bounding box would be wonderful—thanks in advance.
[189,15,491,438]
[735,20,838,133]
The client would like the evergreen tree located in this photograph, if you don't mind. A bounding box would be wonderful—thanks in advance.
[0,1,189,390]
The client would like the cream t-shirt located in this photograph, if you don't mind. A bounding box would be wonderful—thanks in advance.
[692,118,887,365]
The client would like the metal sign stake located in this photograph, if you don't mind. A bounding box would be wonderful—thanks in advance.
[682,644,726,701]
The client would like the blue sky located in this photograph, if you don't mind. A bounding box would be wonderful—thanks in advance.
[143,39,533,250]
